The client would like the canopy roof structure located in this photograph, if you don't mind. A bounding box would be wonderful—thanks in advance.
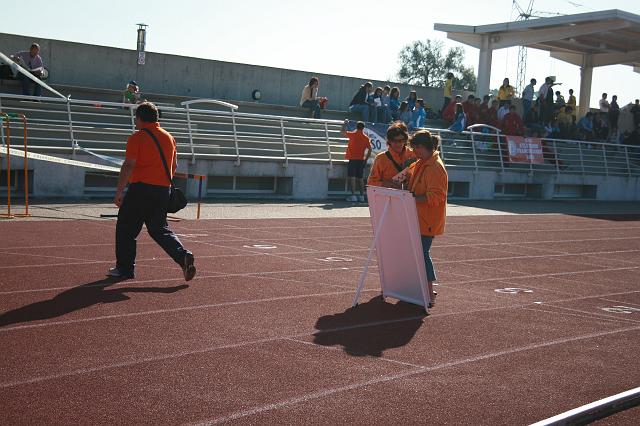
[435,9,640,114]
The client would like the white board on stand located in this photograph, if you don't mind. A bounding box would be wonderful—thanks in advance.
[353,186,429,309]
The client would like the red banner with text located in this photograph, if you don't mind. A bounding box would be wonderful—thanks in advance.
[506,136,544,164]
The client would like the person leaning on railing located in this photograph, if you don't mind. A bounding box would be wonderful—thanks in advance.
[367,121,415,188]
[406,130,448,308]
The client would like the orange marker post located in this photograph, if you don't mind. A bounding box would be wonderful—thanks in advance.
[11,113,30,217]
[0,113,13,218]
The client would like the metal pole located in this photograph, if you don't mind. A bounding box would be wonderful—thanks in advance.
[14,114,30,217]
[324,122,332,169]
[578,142,585,174]
[197,176,203,220]
[67,98,76,153]
[497,133,505,172]
[624,146,631,177]
[553,140,560,175]
[602,144,608,176]
[231,110,240,166]
[185,104,195,164]
[470,132,478,172]
[280,118,288,168]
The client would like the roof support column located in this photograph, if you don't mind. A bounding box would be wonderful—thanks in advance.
[578,55,593,117]
[477,35,493,97]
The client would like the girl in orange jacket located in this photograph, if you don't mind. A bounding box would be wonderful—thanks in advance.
[407,130,448,307]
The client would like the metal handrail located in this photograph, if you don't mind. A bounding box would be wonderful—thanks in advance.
[0,92,638,177]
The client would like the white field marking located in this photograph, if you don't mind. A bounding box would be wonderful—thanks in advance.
[0,233,637,253]
[543,305,640,323]
[193,326,640,425]
[0,264,368,295]
[0,289,371,333]
[522,306,640,325]
[284,337,425,369]
[600,298,640,308]
[317,257,353,262]
[494,288,534,294]
[2,299,638,389]
[601,306,640,314]
[0,314,429,388]
[242,244,278,249]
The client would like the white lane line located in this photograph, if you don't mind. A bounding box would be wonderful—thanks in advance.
[0,288,372,332]
[192,326,640,425]
[284,337,425,369]
[2,300,637,389]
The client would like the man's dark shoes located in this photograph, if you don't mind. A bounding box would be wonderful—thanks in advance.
[183,253,196,281]
[106,267,135,279]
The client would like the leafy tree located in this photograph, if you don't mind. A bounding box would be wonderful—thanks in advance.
[397,39,476,90]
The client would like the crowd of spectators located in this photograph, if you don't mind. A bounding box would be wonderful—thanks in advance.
[347,81,436,129]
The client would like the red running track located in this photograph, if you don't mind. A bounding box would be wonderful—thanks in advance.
[0,215,639,425]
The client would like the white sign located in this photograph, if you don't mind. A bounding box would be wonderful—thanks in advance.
[138,51,146,65]
[353,186,430,309]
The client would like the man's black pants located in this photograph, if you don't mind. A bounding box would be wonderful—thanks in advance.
[116,182,189,275]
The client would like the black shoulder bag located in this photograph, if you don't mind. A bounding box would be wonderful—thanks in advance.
[385,150,404,173]
[141,128,188,213]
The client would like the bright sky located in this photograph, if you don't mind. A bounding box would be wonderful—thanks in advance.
[4,0,639,108]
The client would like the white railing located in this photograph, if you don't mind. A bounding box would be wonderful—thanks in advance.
[0,92,638,177]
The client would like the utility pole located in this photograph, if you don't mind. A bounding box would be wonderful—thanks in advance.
[513,0,534,96]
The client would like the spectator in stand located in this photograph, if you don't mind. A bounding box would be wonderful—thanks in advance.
[555,91,566,107]
[487,99,500,128]
[577,112,595,141]
[443,72,454,113]
[462,95,475,124]
[12,43,45,97]
[399,101,412,128]
[497,102,510,122]
[566,89,577,119]
[497,78,515,107]
[371,87,385,123]
[406,129,448,307]
[471,97,482,126]
[443,95,462,123]
[500,104,525,136]
[413,99,427,129]
[609,95,620,138]
[478,95,491,124]
[598,93,610,133]
[557,106,573,138]
[123,81,141,104]
[342,120,372,202]
[631,99,640,129]
[389,87,401,120]
[594,112,609,141]
[368,121,416,188]
[623,126,640,164]
[299,76,322,119]
[349,82,374,122]
[380,85,392,123]
[538,77,561,125]
[405,90,418,113]
[448,103,467,132]
[522,78,536,119]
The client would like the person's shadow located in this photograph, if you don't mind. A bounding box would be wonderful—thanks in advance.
[0,278,189,328]
[313,295,426,357]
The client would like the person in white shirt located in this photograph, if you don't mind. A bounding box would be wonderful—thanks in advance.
[599,93,610,127]
[522,78,536,120]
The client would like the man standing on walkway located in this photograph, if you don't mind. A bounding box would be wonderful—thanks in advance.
[108,102,196,281]
[342,120,372,202]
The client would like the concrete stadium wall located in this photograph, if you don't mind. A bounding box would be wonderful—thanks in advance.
[6,154,639,201]
[1,32,448,112]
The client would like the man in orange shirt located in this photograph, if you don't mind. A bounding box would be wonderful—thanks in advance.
[367,121,415,188]
[342,120,372,202]
[108,102,196,281]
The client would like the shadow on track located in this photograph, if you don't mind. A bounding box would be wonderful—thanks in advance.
[313,295,426,357]
[0,278,188,328]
